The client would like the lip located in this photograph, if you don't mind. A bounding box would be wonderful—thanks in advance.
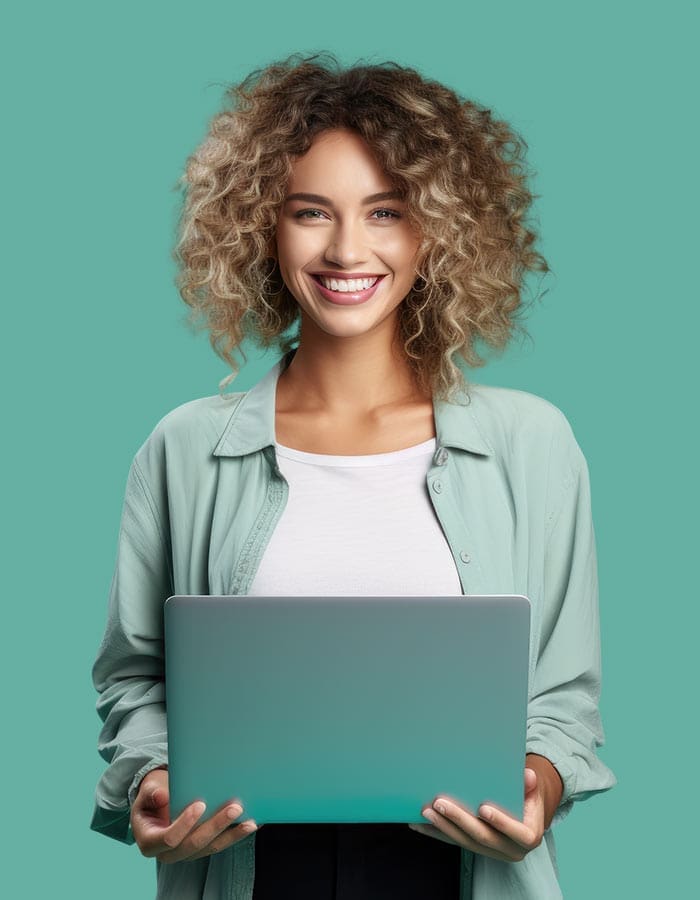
[310,273,386,305]
[312,271,387,279]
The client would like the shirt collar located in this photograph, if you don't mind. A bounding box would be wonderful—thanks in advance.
[212,358,281,457]
[213,354,493,458]
[434,391,493,456]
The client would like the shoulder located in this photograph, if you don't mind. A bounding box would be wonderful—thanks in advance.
[152,392,245,444]
[467,382,575,435]
[462,382,587,478]
[132,392,246,475]
[457,384,592,527]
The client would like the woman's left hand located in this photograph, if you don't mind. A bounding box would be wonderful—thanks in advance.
[408,755,562,862]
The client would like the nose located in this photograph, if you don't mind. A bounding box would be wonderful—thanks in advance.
[323,220,369,268]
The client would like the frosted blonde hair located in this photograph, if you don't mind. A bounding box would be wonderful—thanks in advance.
[174,52,549,399]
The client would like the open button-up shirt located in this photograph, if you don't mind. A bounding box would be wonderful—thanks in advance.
[91,354,615,899]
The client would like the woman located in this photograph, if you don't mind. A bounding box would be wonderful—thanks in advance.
[91,53,615,899]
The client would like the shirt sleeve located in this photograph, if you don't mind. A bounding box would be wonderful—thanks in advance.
[525,430,616,826]
[90,457,173,844]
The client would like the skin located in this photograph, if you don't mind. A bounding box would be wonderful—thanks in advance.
[131,126,564,862]
[130,768,257,862]
[409,754,563,860]
[273,128,564,857]
[271,127,434,453]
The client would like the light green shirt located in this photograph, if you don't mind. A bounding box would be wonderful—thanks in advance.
[92,354,615,899]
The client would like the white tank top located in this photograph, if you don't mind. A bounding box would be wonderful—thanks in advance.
[249,438,462,596]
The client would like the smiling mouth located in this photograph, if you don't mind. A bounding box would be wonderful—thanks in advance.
[312,274,383,293]
[309,273,386,305]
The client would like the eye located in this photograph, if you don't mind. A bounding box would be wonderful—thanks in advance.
[294,208,327,220]
[371,208,402,220]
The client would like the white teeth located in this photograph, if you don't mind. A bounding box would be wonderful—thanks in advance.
[317,276,379,292]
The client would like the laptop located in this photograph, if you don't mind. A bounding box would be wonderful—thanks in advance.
[164,594,530,824]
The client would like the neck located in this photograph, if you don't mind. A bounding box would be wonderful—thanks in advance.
[279,320,426,416]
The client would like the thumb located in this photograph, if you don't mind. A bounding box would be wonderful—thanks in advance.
[147,783,169,810]
[138,772,169,810]
[524,767,538,795]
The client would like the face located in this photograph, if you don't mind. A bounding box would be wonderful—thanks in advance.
[273,128,422,342]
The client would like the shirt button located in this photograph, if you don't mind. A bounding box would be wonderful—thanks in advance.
[434,447,449,466]
[460,550,471,564]
[432,479,443,493]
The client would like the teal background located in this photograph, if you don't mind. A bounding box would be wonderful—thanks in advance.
[3,0,695,896]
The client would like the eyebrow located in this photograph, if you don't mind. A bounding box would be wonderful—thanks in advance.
[284,190,404,206]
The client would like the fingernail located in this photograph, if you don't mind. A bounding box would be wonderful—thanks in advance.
[193,801,206,816]
[480,805,494,821]
[226,804,242,820]
[434,802,446,815]
[422,809,436,823]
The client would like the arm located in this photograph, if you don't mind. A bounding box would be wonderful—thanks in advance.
[91,458,172,844]
[525,440,616,826]
[412,424,615,857]
[92,455,259,856]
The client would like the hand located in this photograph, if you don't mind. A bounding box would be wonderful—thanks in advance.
[408,758,560,863]
[130,768,258,863]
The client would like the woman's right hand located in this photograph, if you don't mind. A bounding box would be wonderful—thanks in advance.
[130,768,258,863]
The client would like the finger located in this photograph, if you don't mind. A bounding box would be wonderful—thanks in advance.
[140,782,169,813]
[140,800,208,858]
[476,799,543,853]
[176,802,245,858]
[423,802,525,862]
[186,818,259,861]
[524,767,538,793]
[473,769,544,852]
[138,771,170,810]
[422,807,515,861]
[157,802,250,864]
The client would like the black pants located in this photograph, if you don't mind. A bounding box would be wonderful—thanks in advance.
[252,823,462,899]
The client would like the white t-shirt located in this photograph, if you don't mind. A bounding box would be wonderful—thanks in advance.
[249,438,462,596]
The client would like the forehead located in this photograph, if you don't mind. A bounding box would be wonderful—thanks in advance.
[286,128,395,192]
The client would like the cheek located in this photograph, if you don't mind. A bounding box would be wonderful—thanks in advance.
[391,251,420,283]
[275,253,309,302]
[384,233,420,266]
[277,228,321,270]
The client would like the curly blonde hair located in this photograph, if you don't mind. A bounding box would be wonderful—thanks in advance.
[174,52,549,399]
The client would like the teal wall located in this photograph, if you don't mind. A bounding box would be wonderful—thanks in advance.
[4,1,695,896]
